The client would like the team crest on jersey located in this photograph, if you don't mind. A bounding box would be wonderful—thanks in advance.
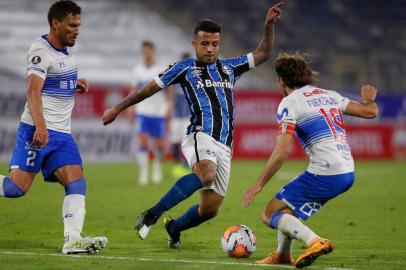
[221,65,232,75]
[191,66,202,77]
[31,56,41,64]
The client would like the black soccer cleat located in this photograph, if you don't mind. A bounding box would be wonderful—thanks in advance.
[164,216,181,249]
[135,210,158,240]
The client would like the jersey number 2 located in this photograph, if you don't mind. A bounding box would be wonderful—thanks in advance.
[26,151,36,167]
[319,108,345,141]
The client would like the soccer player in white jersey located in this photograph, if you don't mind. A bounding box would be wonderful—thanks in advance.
[0,0,107,254]
[103,3,284,249]
[129,41,173,185]
[242,52,378,268]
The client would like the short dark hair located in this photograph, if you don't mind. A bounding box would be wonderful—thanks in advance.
[48,0,81,26]
[142,40,155,49]
[194,19,221,36]
[275,52,318,89]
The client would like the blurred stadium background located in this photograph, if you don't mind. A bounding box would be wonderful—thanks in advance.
[1,1,406,269]
[1,0,405,163]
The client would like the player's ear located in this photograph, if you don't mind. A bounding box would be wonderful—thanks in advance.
[278,76,284,87]
[51,18,59,30]
[192,39,196,47]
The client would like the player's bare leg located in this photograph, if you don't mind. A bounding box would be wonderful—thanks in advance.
[56,165,107,254]
[0,169,35,197]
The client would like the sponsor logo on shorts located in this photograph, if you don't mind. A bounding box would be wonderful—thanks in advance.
[299,202,322,217]
[206,149,216,157]
[25,141,41,151]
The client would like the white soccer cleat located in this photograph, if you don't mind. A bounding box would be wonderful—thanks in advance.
[62,236,108,254]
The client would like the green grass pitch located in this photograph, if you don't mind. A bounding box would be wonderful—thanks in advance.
[1,160,405,270]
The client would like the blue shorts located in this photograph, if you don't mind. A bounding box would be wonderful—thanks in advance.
[136,115,166,138]
[9,122,82,182]
[275,171,354,220]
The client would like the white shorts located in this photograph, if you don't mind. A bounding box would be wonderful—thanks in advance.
[170,117,189,143]
[182,132,232,197]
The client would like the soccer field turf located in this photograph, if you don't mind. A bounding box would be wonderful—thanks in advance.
[0,160,405,270]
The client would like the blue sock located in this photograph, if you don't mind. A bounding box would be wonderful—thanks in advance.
[148,173,203,218]
[169,204,212,234]
[64,178,86,195]
[1,176,25,198]
[269,211,284,229]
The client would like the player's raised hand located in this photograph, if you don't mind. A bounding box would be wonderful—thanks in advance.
[241,183,263,208]
[103,106,119,126]
[76,78,89,94]
[265,2,284,28]
[361,84,377,103]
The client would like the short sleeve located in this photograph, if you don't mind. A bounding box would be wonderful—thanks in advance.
[277,97,297,135]
[154,59,191,88]
[222,53,255,80]
[331,91,351,112]
[26,46,53,80]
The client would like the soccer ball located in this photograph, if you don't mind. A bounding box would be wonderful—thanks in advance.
[221,225,256,258]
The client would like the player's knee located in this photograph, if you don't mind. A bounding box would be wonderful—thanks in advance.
[198,171,216,186]
[3,177,26,198]
[64,178,86,195]
[261,211,271,226]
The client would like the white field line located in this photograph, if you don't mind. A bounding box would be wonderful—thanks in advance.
[1,251,355,270]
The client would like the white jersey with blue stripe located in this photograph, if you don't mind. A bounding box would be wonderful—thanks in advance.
[277,85,354,175]
[21,35,78,133]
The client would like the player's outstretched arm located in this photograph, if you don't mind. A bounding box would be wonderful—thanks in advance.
[252,2,283,67]
[345,84,379,119]
[103,80,161,125]
[27,74,48,147]
[242,133,293,207]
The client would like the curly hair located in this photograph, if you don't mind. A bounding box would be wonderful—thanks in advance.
[275,52,318,89]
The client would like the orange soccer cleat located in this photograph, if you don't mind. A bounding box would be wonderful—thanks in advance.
[256,251,295,265]
[295,238,335,268]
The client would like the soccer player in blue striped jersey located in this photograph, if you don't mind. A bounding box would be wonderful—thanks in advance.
[103,2,284,248]
[0,1,107,254]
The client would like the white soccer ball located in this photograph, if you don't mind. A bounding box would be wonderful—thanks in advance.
[221,225,256,258]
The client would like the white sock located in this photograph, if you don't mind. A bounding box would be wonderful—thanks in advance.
[277,214,319,245]
[137,151,149,185]
[276,230,294,254]
[0,175,5,196]
[152,149,163,183]
[63,194,86,241]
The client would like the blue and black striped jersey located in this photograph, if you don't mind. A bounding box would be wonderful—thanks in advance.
[155,53,255,147]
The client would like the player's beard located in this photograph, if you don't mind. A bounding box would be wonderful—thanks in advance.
[60,32,76,47]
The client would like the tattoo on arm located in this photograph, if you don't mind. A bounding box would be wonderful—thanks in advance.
[115,81,160,113]
[254,25,274,66]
